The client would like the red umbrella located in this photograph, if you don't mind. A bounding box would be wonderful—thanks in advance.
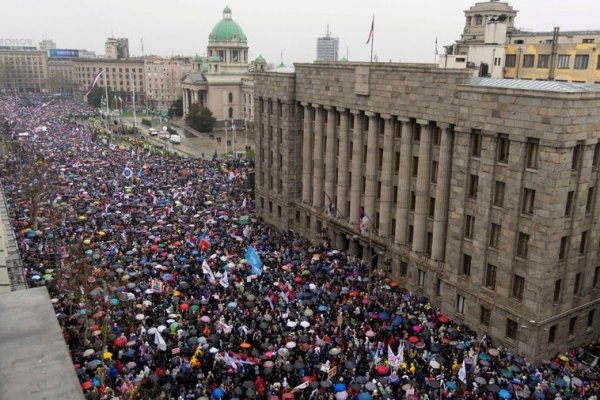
[438,315,449,323]
[376,365,389,375]
[150,244,159,252]
[114,336,127,347]
[349,290,360,297]
[408,336,419,343]
[180,303,189,311]
[81,381,93,390]
[294,277,302,283]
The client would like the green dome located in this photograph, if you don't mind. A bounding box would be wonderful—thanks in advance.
[210,7,247,42]
[192,54,203,62]
[255,55,266,64]
[208,55,221,62]
[201,63,209,73]
[278,62,286,68]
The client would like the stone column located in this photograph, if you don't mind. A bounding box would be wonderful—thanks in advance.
[324,107,336,211]
[349,111,364,228]
[412,120,432,253]
[336,109,349,220]
[301,103,312,204]
[183,88,188,115]
[312,105,324,209]
[364,112,379,229]
[378,114,394,238]
[394,118,412,244]
[432,124,454,261]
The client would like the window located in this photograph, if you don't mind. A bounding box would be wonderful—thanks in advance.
[489,223,500,249]
[494,181,505,207]
[517,232,529,258]
[587,188,594,214]
[574,272,582,295]
[522,54,534,68]
[525,138,539,169]
[557,55,571,69]
[413,125,421,142]
[408,225,414,244]
[593,143,600,169]
[594,266,600,288]
[559,236,568,260]
[475,15,483,25]
[548,325,557,343]
[569,317,577,335]
[580,231,588,254]
[418,269,426,286]
[465,215,475,239]
[572,145,582,170]
[468,174,478,199]
[553,280,562,303]
[574,54,589,70]
[457,294,466,314]
[471,131,482,158]
[410,191,416,211]
[497,134,509,163]
[506,319,518,340]
[394,152,400,171]
[400,261,408,277]
[565,191,574,217]
[538,54,550,68]
[429,197,436,218]
[480,305,491,326]
[522,188,536,215]
[505,54,517,68]
[462,253,472,276]
[583,38,595,44]
[228,92,233,103]
[277,205,282,218]
[485,264,497,290]
[433,128,441,146]
[427,232,433,255]
[514,40,524,45]
[512,274,525,301]
[412,156,419,177]
[431,161,438,183]
[588,309,595,328]
[597,55,600,69]
[228,107,233,119]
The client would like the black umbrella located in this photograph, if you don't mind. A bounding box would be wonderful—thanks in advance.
[283,363,294,372]
[486,384,500,392]
[295,360,305,369]
[243,381,255,389]
[320,380,332,388]
[429,380,440,388]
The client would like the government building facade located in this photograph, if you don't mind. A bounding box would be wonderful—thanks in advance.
[254,62,600,362]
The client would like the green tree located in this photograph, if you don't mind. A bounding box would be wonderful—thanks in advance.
[86,85,114,109]
[168,97,183,118]
[185,103,216,132]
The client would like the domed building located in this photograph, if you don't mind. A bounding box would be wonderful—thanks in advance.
[182,7,259,123]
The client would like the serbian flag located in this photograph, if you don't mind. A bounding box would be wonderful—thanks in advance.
[85,69,104,96]
[366,15,375,45]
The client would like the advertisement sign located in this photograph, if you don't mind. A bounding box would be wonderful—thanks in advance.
[49,48,80,58]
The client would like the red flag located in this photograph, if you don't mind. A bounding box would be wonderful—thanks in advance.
[85,69,104,96]
[366,16,374,45]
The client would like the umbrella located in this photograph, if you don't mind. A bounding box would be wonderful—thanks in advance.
[286,341,297,349]
[135,313,145,321]
[487,384,500,393]
[365,382,377,391]
[429,380,440,388]
[86,360,101,370]
[498,389,512,399]
[335,391,348,400]
[334,383,347,392]
[329,347,342,355]
[375,365,388,375]
[320,381,332,388]
[554,378,566,388]
[201,315,211,323]
[430,360,440,369]
[408,336,419,343]
[355,376,368,384]
[365,330,376,337]
[212,387,225,399]
[358,393,373,400]
[475,377,487,385]
[344,360,357,369]
[488,348,500,356]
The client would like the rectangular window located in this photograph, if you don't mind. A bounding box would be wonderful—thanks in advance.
[559,236,568,260]
[429,197,436,218]
[565,191,574,217]
[588,309,595,328]
[494,181,505,207]
[400,261,408,277]
[471,131,482,158]
[587,188,594,214]
[433,128,441,146]
[410,191,416,211]
[465,215,475,239]
[594,266,600,288]
[597,55,600,69]
[505,54,516,68]
[427,232,433,255]
[394,152,400,171]
[548,325,557,343]
[462,253,472,276]
[468,174,478,199]
[558,55,571,69]
[522,54,535,68]
[537,54,550,68]
[480,305,491,326]
[497,134,510,163]
[506,319,518,340]
[572,145,582,170]
[574,272,582,295]
[456,294,466,314]
[580,231,588,254]
[522,188,536,215]
[413,125,421,142]
[593,143,600,169]
[517,232,529,258]
[431,161,438,184]
[526,138,539,169]
[412,156,419,177]
[295,210,300,223]
[485,264,497,290]
[554,279,562,302]
[489,223,500,249]
[574,54,589,69]
[512,274,525,301]
[408,225,414,244]
[569,317,577,335]
[418,269,425,287]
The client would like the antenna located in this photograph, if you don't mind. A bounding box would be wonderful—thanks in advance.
[141,38,144,56]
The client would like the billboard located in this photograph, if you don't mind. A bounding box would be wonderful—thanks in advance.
[49,48,80,58]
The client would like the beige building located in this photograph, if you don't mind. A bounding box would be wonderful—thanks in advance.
[73,58,144,103]
[0,49,48,92]
[442,0,600,83]
[145,56,192,111]
[105,37,129,60]
[254,61,600,362]
[47,59,76,94]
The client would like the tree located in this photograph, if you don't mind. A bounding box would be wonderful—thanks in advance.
[185,103,216,132]
[168,97,183,118]
[86,85,114,109]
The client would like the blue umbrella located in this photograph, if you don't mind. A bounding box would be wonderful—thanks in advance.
[446,381,457,390]
[479,353,491,361]
[534,392,545,400]
[355,376,368,384]
[378,311,390,320]
[334,383,346,392]
[555,378,566,388]
[498,389,512,399]
[318,305,328,312]
[110,298,119,306]
[212,387,225,399]
[358,393,373,400]
[392,315,403,325]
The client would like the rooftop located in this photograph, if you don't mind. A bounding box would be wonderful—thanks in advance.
[470,77,600,92]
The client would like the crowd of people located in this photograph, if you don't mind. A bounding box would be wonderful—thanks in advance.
[1,94,598,400]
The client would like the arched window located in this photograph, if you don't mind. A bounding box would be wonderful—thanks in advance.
[475,15,483,25]
[228,92,233,103]
[228,107,233,119]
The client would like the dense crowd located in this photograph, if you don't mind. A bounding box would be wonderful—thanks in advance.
[1,95,598,400]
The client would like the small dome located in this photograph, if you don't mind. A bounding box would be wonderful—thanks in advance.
[340,57,348,62]
[208,55,221,62]
[278,62,286,68]
[255,55,267,64]
[192,54,203,62]
[210,7,247,42]
[201,63,209,73]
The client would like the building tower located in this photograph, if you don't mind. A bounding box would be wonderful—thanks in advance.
[316,26,339,61]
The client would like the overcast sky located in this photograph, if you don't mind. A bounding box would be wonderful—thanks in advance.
[2,0,600,64]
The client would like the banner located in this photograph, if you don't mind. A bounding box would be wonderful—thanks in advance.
[245,247,263,275]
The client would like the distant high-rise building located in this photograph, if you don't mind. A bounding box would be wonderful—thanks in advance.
[316,26,339,61]
[105,38,129,60]
[38,39,56,53]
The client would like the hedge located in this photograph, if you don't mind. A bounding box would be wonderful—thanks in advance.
[141,118,152,127]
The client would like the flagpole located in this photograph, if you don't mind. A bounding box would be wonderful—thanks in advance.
[370,15,375,63]
[130,70,137,130]
[102,68,109,116]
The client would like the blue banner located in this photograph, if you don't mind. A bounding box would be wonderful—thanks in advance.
[245,247,262,275]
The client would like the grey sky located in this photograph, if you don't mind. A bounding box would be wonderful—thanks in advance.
[2,0,600,64]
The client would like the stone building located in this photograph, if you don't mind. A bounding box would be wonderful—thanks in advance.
[105,37,129,60]
[254,61,600,362]
[0,49,48,92]
[442,0,600,83]
[144,56,192,111]
[73,58,144,103]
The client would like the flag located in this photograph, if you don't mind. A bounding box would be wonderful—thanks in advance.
[241,197,247,209]
[219,271,229,288]
[366,16,375,45]
[122,166,133,179]
[223,351,239,371]
[85,69,104,96]
[388,344,400,368]
[292,381,310,393]
[201,260,216,284]
[398,342,405,365]
[118,96,123,102]
[372,342,382,365]
[154,331,167,351]
[357,207,368,234]
[458,360,467,384]
[245,247,263,275]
